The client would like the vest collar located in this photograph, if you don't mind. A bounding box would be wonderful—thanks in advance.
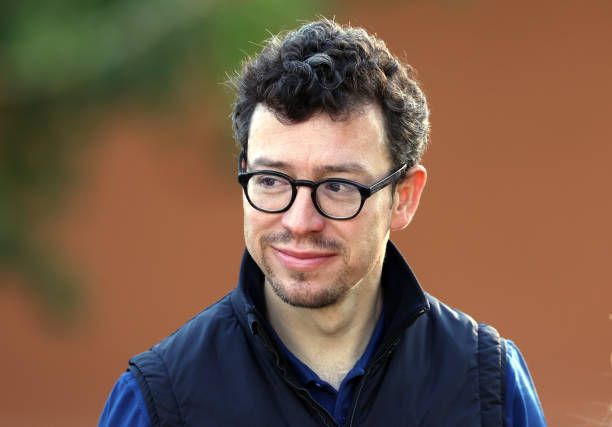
[232,240,430,353]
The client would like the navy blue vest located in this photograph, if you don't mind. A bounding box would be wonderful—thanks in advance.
[129,242,506,426]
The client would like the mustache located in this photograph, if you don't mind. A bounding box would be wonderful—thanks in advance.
[261,231,343,251]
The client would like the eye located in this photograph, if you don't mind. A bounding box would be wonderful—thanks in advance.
[251,174,291,192]
[257,176,280,187]
[323,181,351,193]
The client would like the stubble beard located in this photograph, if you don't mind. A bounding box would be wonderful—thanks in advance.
[259,231,352,309]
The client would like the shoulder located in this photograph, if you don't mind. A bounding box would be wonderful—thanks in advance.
[423,294,507,376]
[151,292,241,357]
[422,294,506,346]
[425,293,476,325]
[397,293,505,376]
[127,292,251,425]
[129,291,247,385]
[421,293,480,343]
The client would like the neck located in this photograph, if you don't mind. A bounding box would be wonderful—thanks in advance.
[264,270,383,389]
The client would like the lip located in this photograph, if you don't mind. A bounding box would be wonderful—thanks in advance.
[271,247,337,271]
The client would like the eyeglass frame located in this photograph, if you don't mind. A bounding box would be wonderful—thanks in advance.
[237,153,409,220]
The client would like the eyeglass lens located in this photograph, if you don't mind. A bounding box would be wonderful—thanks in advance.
[247,173,362,218]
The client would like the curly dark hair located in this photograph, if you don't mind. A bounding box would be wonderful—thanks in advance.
[230,18,430,171]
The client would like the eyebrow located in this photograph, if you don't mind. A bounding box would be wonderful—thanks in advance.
[249,157,287,169]
[249,156,373,178]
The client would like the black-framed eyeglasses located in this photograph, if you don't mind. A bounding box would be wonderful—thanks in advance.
[238,159,408,220]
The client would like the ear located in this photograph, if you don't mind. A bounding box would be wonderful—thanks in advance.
[390,165,427,231]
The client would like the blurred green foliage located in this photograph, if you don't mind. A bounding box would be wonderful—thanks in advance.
[0,0,325,320]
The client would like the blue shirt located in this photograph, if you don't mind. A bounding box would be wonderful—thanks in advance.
[100,321,546,427]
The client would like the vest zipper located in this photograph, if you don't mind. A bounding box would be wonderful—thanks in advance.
[346,307,428,427]
[253,320,339,426]
[346,339,398,427]
[286,380,338,427]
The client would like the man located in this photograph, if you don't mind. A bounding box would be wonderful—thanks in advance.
[100,19,546,426]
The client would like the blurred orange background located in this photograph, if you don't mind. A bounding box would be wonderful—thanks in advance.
[1,1,610,426]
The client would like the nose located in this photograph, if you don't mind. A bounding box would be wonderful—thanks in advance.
[281,187,326,235]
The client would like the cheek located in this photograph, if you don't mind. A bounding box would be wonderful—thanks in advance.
[242,202,259,252]
[350,202,392,254]
[243,205,277,248]
[360,196,393,232]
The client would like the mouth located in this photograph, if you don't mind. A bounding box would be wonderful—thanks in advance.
[271,246,337,271]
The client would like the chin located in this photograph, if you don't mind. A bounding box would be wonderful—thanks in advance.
[266,274,349,309]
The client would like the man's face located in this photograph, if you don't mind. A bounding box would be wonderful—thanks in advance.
[243,103,408,309]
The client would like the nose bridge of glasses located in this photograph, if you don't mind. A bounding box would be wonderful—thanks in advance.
[291,179,317,201]
[291,179,318,205]
[287,179,324,216]
[293,179,318,190]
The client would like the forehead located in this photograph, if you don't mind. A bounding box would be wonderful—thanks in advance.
[247,103,391,176]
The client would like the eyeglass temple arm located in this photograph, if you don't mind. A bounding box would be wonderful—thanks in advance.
[369,164,408,193]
